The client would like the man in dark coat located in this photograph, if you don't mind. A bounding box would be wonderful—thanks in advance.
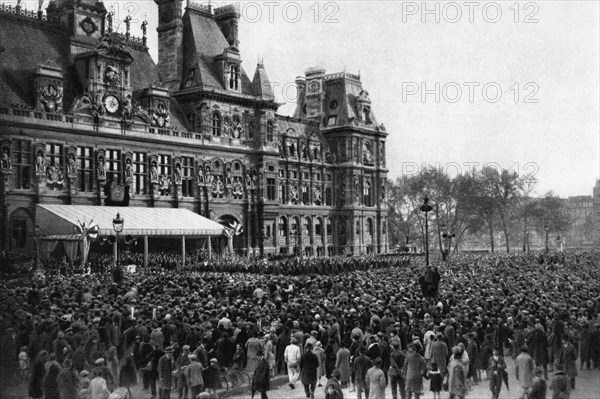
[300,343,320,399]
[389,341,406,399]
[352,346,373,399]
[158,346,174,399]
[488,347,507,399]
[527,324,549,379]
[252,349,271,399]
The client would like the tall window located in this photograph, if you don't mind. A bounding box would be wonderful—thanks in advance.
[325,187,333,206]
[279,183,286,203]
[77,147,93,192]
[266,120,274,142]
[229,65,239,90]
[11,218,27,249]
[158,154,171,176]
[13,140,31,189]
[279,217,287,237]
[45,143,63,168]
[266,178,276,201]
[291,217,299,236]
[315,218,323,237]
[105,149,121,184]
[212,112,222,136]
[363,181,372,207]
[302,186,309,204]
[367,218,374,239]
[326,218,333,238]
[181,156,194,197]
[133,152,147,194]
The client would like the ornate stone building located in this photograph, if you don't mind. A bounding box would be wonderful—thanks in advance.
[0,0,389,257]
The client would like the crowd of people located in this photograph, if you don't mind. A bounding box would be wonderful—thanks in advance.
[0,250,599,399]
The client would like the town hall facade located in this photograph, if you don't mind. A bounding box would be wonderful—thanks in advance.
[0,0,389,257]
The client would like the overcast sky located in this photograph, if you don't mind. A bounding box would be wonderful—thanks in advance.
[20,1,600,197]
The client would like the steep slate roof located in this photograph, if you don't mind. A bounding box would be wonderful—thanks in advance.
[182,8,253,94]
[0,18,69,106]
[252,63,275,100]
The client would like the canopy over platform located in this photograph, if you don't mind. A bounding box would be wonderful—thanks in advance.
[36,205,228,239]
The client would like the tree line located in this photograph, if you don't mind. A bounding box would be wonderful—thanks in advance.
[387,166,573,255]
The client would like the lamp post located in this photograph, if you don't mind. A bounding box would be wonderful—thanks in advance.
[112,212,124,268]
[526,231,530,256]
[420,196,433,267]
[33,225,40,273]
[441,223,455,261]
[544,224,549,254]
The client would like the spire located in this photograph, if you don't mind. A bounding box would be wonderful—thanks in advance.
[252,62,274,101]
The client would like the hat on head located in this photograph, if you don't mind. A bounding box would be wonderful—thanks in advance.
[165,346,174,353]
[95,358,105,365]
[210,358,218,364]
[80,370,89,377]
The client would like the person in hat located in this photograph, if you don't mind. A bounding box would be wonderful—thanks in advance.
[488,347,507,399]
[252,349,271,399]
[325,368,344,399]
[158,346,174,399]
[515,345,535,399]
[175,344,191,399]
[335,340,351,388]
[300,343,319,399]
[389,340,406,399]
[204,358,221,398]
[549,364,571,399]
[184,354,204,398]
[89,364,110,399]
[57,358,79,399]
[313,341,326,387]
[555,336,578,389]
[528,367,547,399]
[402,344,426,399]
[284,336,301,389]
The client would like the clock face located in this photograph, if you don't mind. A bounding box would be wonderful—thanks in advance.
[104,95,120,114]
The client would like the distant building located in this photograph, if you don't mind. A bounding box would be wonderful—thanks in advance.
[564,195,595,249]
[0,0,389,257]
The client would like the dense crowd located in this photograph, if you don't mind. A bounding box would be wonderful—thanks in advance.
[0,251,599,399]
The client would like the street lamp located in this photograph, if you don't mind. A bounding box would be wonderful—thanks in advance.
[33,225,40,273]
[420,196,433,267]
[544,224,549,254]
[441,223,455,261]
[112,212,124,267]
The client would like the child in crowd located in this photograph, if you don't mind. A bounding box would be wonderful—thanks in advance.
[18,346,29,381]
[428,363,442,399]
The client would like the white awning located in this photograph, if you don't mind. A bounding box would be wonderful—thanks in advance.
[36,204,228,239]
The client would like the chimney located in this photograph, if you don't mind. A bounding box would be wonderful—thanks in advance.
[304,67,325,121]
[214,4,240,48]
[154,0,184,91]
[293,76,306,119]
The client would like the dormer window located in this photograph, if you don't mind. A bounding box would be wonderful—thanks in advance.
[229,65,239,90]
[212,112,222,136]
[363,106,372,125]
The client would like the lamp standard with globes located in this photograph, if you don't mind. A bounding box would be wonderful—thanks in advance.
[544,224,549,254]
[441,223,455,261]
[420,196,433,267]
[112,213,124,268]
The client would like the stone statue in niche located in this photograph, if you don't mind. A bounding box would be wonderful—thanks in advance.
[149,160,158,183]
[314,186,322,204]
[36,151,45,175]
[124,158,133,184]
[363,141,373,164]
[353,140,359,161]
[354,176,360,204]
[212,176,224,198]
[174,162,182,184]
[197,165,205,186]
[205,166,213,186]
[1,148,11,171]
[97,156,107,181]
[379,144,385,166]
[67,153,77,177]
[231,117,243,138]
[312,146,320,160]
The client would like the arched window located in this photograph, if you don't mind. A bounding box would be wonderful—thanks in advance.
[304,217,311,236]
[212,112,222,136]
[10,208,32,250]
[315,218,323,237]
[279,217,288,237]
[229,65,239,90]
[367,218,374,238]
[291,217,300,236]
[326,218,333,238]
[266,120,274,142]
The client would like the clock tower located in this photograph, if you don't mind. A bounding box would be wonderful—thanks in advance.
[72,34,135,119]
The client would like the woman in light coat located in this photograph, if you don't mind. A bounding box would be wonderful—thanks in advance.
[365,357,386,399]
[335,342,351,388]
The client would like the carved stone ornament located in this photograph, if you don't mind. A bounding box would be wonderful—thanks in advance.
[39,83,63,113]
[79,17,98,36]
[152,102,170,128]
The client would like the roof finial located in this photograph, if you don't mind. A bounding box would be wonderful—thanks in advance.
[141,18,148,46]
[124,14,132,40]
[107,6,114,33]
